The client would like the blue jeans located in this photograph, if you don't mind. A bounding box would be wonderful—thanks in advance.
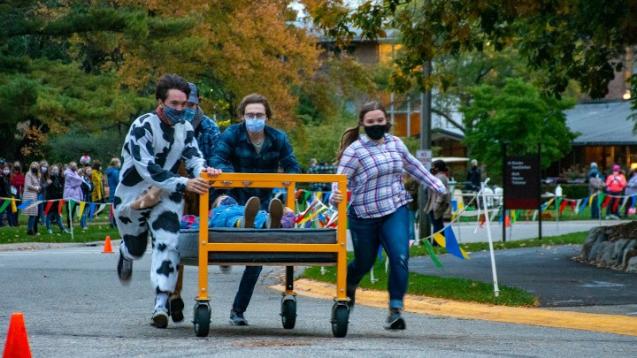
[46,211,66,232]
[232,266,263,313]
[27,215,39,234]
[348,205,410,309]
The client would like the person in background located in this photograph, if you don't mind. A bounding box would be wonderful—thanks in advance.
[466,159,481,192]
[105,158,121,227]
[588,168,605,220]
[425,160,451,238]
[624,169,637,216]
[38,160,50,225]
[9,161,24,226]
[63,161,84,228]
[105,158,121,203]
[24,162,41,235]
[80,166,94,230]
[45,164,68,234]
[79,153,91,166]
[605,164,626,220]
[588,162,601,179]
[0,160,11,227]
[91,161,105,203]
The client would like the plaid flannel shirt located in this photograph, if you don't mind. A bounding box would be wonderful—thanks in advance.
[210,122,300,208]
[333,134,445,219]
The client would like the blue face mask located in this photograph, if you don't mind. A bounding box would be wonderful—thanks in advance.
[245,118,266,133]
[163,105,186,125]
[183,108,197,122]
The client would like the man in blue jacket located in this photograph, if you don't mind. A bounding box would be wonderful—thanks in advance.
[211,93,300,326]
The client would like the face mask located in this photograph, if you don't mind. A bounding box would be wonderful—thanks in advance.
[183,108,197,122]
[245,118,266,133]
[31,168,38,174]
[41,166,48,173]
[364,124,388,140]
[51,170,59,176]
[163,105,186,125]
[2,169,9,175]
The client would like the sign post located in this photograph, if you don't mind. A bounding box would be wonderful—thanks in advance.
[503,149,541,243]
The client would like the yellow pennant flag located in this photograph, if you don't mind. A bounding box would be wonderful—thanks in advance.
[77,201,86,219]
[433,232,446,248]
[11,198,17,213]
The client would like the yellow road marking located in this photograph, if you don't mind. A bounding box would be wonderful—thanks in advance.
[271,279,637,337]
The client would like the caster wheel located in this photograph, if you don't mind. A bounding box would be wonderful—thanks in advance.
[193,303,211,337]
[280,296,297,329]
[331,303,349,338]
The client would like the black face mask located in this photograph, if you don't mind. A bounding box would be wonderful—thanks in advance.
[364,124,388,140]
[31,168,38,174]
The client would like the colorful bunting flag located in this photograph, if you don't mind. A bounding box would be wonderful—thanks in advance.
[43,201,54,215]
[422,240,443,268]
[0,199,10,214]
[443,226,469,260]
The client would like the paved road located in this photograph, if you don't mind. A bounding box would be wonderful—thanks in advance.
[412,245,637,314]
[1,247,636,357]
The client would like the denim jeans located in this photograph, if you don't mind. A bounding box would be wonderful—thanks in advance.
[232,266,263,313]
[46,211,66,232]
[348,205,410,309]
[27,215,39,234]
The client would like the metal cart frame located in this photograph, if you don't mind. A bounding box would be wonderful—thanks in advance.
[191,172,349,337]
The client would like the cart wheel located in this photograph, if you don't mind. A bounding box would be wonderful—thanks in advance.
[331,303,349,338]
[193,303,211,337]
[280,296,297,329]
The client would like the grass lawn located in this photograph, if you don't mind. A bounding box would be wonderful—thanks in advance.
[303,231,592,307]
[0,214,118,244]
[303,254,538,307]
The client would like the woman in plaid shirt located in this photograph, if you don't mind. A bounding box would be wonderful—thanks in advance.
[331,101,446,330]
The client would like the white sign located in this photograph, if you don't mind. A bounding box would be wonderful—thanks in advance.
[416,149,432,170]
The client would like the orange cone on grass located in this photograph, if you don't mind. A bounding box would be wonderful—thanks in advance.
[102,235,113,254]
[2,312,32,358]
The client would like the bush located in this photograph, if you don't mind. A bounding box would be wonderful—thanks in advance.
[45,129,126,165]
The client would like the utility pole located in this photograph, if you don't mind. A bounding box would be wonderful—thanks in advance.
[418,60,433,239]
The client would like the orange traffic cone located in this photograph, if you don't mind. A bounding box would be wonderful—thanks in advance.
[2,312,32,358]
[102,235,113,254]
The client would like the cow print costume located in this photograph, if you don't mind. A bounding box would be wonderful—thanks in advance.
[114,112,205,294]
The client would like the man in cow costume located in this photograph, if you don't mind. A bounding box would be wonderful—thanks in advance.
[114,74,221,328]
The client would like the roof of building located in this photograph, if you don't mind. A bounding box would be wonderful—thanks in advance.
[565,101,636,145]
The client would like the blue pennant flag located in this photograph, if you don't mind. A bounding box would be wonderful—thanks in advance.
[443,226,469,260]
[17,200,33,210]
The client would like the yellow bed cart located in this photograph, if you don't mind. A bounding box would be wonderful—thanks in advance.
[177,173,350,337]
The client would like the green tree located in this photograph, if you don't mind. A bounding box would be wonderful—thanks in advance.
[304,0,637,98]
[461,79,576,179]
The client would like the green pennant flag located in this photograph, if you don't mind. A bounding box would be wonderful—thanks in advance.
[423,240,443,268]
[598,193,605,206]
[0,199,10,214]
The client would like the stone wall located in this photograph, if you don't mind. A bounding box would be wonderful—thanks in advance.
[576,221,637,273]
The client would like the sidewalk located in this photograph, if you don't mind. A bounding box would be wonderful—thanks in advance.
[445,220,630,243]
